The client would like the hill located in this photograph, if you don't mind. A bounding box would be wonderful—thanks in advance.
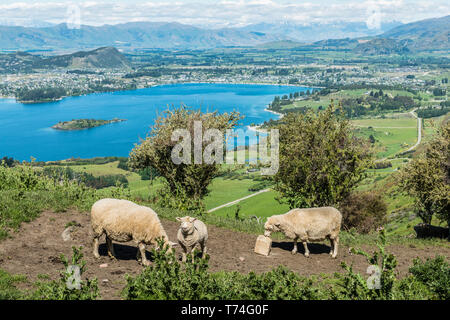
[0,47,131,73]
[238,20,401,43]
[0,22,284,51]
[44,47,131,69]
[353,38,411,55]
[380,15,449,51]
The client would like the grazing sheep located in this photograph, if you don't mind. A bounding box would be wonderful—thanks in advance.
[264,207,342,258]
[176,216,208,262]
[91,198,174,266]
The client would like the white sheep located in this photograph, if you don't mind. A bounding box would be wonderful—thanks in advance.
[91,198,174,266]
[176,216,208,262]
[264,207,342,258]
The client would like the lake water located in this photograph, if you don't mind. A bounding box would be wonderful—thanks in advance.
[0,83,311,161]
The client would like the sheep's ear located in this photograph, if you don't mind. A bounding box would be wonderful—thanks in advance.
[176,217,181,222]
[189,217,197,222]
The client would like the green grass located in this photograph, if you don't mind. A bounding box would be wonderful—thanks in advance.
[204,177,256,210]
[357,127,418,159]
[351,115,418,159]
[62,161,159,199]
[280,87,420,113]
[210,189,289,219]
[351,117,417,128]
[0,269,27,299]
[282,97,331,110]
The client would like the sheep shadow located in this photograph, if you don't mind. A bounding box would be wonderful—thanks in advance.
[98,242,194,263]
[271,241,331,256]
[98,243,154,262]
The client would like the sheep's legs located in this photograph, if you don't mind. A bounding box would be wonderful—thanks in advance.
[291,238,298,255]
[331,236,339,259]
[139,242,150,266]
[136,247,142,261]
[201,244,207,259]
[179,243,187,262]
[329,237,334,256]
[93,237,100,259]
[302,241,310,257]
[106,236,116,259]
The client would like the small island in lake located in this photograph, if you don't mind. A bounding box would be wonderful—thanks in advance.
[51,118,126,130]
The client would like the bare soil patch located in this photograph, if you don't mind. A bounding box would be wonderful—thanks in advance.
[0,210,448,300]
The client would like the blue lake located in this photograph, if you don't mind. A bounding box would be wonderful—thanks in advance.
[0,83,311,161]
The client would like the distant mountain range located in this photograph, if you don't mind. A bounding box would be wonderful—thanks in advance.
[0,15,448,53]
[263,15,449,54]
[353,15,449,54]
[0,22,284,51]
[237,21,402,43]
[0,47,131,73]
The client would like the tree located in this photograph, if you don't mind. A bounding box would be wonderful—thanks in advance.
[129,107,241,211]
[273,103,373,209]
[398,121,449,226]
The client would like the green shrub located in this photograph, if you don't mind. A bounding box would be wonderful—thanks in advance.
[331,229,398,300]
[30,247,99,300]
[248,179,273,192]
[123,238,215,300]
[0,164,131,239]
[409,256,450,300]
[339,191,388,233]
[123,239,319,300]
[0,269,27,300]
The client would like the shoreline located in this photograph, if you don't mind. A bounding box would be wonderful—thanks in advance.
[247,108,284,133]
[154,81,320,88]
[0,95,15,100]
[0,81,318,103]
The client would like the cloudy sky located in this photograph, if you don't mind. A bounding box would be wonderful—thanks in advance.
[0,0,449,28]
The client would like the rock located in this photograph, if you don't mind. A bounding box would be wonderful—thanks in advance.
[61,226,74,242]
[239,256,245,262]
[102,279,109,283]
[254,235,272,256]
[99,263,108,268]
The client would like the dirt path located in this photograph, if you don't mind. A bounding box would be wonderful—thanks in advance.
[0,210,448,300]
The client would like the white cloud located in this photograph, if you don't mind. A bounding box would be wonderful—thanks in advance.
[0,0,448,27]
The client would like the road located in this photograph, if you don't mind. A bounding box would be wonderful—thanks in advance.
[404,108,422,153]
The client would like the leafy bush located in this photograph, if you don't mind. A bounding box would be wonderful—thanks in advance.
[332,229,398,300]
[42,166,128,189]
[0,269,26,300]
[339,191,387,233]
[409,256,450,300]
[0,163,131,239]
[117,158,129,171]
[138,166,159,181]
[30,247,99,300]
[123,239,215,300]
[1,157,17,168]
[373,160,392,169]
[123,239,319,300]
[248,179,273,192]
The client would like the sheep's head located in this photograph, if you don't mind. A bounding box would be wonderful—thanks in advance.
[264,217,281,237]
[176,216,197,235]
